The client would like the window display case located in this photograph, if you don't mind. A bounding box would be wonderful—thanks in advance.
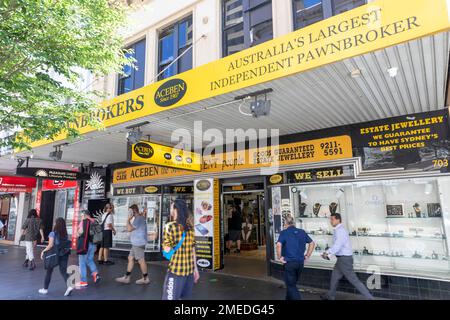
[112,195,161,252]
[272,176,450,280]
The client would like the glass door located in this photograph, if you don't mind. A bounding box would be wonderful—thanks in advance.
[142,195,161,252]
[53,190,68,223]
[6,196,18,241]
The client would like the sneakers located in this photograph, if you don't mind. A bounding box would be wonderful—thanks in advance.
[93,272,101,284]
[135,277,150,285]
[98,260,104,265]
[64,286,74,297]
[29,260,36,270]
[23,259,29,268]
[115,275,131,284]
[104,260,115,265]
[38,288,48,295]
[75,281,88,289]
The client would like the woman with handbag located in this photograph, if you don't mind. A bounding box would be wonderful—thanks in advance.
[76,210,100,288]
[162,199,200,300]
[39,218,73,296]
[21,209,44,270]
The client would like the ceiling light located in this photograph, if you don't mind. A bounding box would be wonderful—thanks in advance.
[387,67,398,78]
[350,69,362,78]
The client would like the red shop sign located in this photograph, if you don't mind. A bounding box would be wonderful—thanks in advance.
[42,179,78,190]
[0,176,36,192]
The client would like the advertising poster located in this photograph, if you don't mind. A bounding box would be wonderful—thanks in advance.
[194,178,219,270]
[352,110,450,172]
[83,168,106,200]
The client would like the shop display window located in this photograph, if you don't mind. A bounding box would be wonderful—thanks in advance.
[112,195,161,252]
[271,177,450,280]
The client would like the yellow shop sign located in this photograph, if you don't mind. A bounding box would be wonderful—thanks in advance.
[128,141,202,172]
[27,0,450,149]
[114,135,352,183]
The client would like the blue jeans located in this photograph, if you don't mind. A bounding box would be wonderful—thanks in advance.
[283,261,304,300]
[78,242,98,282]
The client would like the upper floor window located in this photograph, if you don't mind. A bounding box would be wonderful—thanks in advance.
[293,0,366,31]
[158,16,193,81]
[332,0,366,15]
[293,0,324,30]
[222,0,273,57]
[117,39,146,96]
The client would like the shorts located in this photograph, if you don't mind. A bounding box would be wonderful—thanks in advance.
[129,245,146,261]
[228,230,241,242]
[101,230,113,248]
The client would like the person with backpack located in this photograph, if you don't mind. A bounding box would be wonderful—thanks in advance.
[162,199,199,300]
[115,204,150,285]
[98,203,116,265]
[21,209,44,270]
[38,217,73,296]
[76,210,101,288]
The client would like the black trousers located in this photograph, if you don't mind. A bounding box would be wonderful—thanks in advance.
[44,255,69,290]
[283,261,304,300]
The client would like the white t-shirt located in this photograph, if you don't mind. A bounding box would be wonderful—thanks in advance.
[102,213,114,231]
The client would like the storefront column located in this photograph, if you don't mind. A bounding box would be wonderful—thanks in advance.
[13,193,27,245]
[438,177,450,264]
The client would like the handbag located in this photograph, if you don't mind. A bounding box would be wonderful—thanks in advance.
[76,220,90,255]
[162,232,186,261]
[43,246,59,269]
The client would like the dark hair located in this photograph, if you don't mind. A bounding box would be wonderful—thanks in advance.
[330,213,342,222]
[81,209,92,217]
[129,204,139,215]
[27,209,38,219]
[53,218,68,239]
[173,199,191,231]
[104,203,114,212]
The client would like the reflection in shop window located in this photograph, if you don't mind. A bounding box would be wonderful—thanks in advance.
[272,177,450,280]
[293,0,324,30]
[112,196,161,252]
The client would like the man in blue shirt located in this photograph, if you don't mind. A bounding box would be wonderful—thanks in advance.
[277,215,315,300]
[321,213,373,300]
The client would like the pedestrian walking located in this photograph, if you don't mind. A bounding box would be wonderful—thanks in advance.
[162,199,199,300]
[276,214,315,300]
[39,218,73,296]
[115,204,150,285]
[20,209,44,270]
[98,203,116,265]
[226,200,242,254]
[321,213,374,300]
[76,210,101,288]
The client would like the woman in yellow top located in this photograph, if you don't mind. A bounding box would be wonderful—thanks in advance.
[162,199,199,300]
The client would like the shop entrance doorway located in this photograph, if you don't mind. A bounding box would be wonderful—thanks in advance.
[220,187,267,279]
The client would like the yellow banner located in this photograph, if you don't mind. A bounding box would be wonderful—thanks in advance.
[28,0,450,149]
[129,140,201,172]
[113,135,352,183]
[213,179,220,271]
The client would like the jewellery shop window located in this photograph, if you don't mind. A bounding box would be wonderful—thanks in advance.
[111,195,161,252]
[272,177,450,280]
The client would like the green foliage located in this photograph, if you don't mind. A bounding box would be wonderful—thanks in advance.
[0,0,132,149]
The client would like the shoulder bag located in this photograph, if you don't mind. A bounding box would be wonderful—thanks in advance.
[162,231,186,261]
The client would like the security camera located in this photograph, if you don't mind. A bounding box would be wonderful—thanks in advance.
[49,150,63,161]
[250,100,271,118]
[126,129,143,144]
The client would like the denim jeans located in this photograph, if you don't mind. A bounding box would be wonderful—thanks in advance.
[78,242,97,282]
[283,261,304,300]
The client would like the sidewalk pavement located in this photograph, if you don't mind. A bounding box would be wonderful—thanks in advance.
[0,245,368,300]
